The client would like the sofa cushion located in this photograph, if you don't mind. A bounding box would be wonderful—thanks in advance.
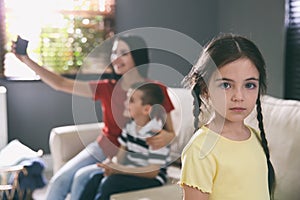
[245,95,300,200]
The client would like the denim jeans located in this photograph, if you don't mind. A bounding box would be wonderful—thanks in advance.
[45,141,106,200]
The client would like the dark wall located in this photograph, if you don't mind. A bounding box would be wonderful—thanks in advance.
[115,0,219,87]
[1,79,102,153]
[115,0,218,43]
[218,0,286,98]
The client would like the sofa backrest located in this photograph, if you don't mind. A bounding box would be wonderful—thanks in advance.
[245,95,300,200]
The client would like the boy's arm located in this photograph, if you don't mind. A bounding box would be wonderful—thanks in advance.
[113,145,127,164]
[100,127,165,179]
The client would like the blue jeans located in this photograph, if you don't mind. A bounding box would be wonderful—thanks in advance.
[46,141,106,200]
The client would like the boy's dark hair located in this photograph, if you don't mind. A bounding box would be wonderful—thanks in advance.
[130,82,164,106]
[130,82,165,120]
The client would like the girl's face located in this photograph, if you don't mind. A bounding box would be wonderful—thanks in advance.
[208,58,259,123]
[110,40,136,75]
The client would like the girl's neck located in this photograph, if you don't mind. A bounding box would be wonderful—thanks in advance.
[207,117,250,141]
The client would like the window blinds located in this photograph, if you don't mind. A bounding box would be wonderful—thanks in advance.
[285,0,300,100]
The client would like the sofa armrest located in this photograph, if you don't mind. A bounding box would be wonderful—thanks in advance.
[49,122,104,174]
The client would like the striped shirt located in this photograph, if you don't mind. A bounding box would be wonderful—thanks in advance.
[118,119,170,184]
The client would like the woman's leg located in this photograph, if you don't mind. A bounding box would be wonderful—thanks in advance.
[46,141,106,200]
[94,174,162,200]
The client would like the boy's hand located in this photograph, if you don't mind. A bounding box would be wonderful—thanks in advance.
[97,161,120,176]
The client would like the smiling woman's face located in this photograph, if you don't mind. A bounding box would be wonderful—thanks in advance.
[110,40,136,75]
[208,58,260,123]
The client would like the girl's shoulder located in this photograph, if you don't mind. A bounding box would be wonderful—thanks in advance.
[246,125,262,142]
[182,126,218,156]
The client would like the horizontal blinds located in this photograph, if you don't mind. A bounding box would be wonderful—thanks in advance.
[285,0,300,100]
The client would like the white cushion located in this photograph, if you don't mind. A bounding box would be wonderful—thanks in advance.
[167,88,194,161]
[245,95,300,200]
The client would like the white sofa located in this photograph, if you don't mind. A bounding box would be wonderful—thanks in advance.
[48,88,300,200]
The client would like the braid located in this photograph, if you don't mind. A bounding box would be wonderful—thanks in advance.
[256,97,276,199]
[192,84,201,132]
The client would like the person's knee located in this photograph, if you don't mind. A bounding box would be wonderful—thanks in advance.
[74,165,100,182]
[100,175,120,190]
[50,171,72,186]
[98,175,125,198]
[73,167,90,183]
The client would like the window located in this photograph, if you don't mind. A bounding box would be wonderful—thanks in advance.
[1,0,115,79]
[285,0,300,100]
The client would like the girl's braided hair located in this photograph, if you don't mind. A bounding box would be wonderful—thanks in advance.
[182,33,275,199]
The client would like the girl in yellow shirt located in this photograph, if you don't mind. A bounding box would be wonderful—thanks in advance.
[179,33,276,200]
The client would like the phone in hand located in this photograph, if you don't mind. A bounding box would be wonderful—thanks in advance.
[15,35,29,55]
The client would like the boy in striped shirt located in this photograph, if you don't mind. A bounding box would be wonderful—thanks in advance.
[92,82,171,200]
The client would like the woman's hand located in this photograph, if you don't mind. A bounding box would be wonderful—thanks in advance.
[11,41,29,63]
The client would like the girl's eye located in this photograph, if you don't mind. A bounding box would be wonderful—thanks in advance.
[245,82,257,89]
[219,82,231,89]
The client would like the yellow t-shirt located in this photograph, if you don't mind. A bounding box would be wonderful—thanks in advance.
[180,126,269,200]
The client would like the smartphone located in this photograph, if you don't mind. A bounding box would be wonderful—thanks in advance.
[16,35,29,55]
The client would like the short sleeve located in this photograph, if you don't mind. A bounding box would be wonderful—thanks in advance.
[159,84,174,113]
[89,79,116,101]
[180,139,217,194]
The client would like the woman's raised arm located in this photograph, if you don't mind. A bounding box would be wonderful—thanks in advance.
[12,44,93,98]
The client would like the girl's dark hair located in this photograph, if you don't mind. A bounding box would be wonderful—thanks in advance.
[183,33,275,198]
[115,35,150,77]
